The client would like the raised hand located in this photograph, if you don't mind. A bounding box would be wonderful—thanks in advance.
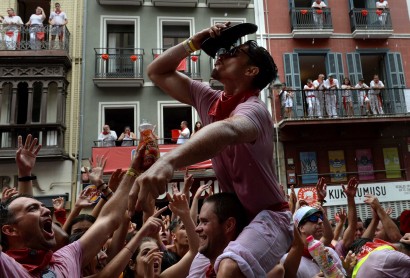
[1,187,18,203]
[335,208,347,223]
[341,251,357,277]
[167,193,190,217]
[384,206,393,216]
[342,177,359,198]
[289,185,297,214]
[108,168,125,193]
[16,135,42,176]
[316,177,327,202]
[75,188,95,208]
[142,248,163,278]
[52,196,65,210]
[182,168,194,195]
[364,194,380,210]
[194,182,211,199]
[87,155,107,186]
[139,206,167,238]
[400,233,410,245]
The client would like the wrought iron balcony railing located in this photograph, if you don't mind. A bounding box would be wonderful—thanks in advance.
[279,87,407,120]
[94,48,144,78]
[0,24,70,51]
[0,123,66,158]
[350,8,392,31]
[152,49,201,79]
[290,8,333,31]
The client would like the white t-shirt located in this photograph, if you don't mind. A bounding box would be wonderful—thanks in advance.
[49,11,67,25]
[29,14,44,25]
[312,1,327,9]
[177,127,190,144]
[376,1,389,9]
[369,80,385,94]
[3,15,23,31]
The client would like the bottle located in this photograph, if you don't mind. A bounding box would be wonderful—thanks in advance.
[138,119,159,170]
[306,235,344,278]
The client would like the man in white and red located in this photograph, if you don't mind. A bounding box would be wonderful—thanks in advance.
[177,120,190,144]
[376,0,389,26]
[98,124,117,147]
[369,74,385,115]
[49,2,68,43]
[3,8,23,50]
[304,79,319,118]
[313,74,325,118]
[324,73,339,118]
[311,0,327,29]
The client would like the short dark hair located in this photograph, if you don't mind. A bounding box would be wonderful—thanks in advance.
[348,237,372,255]
[203,193,248,238]
[0,194,36,250]
[66,214,96,235]
[169,218,182,233]
[243,40,278,90]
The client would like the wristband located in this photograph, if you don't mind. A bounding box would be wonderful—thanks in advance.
[96,182,107,190]
[126,168,140,178]
[101,190,113,201]
[18,175,37,182]
[188,38,198,52]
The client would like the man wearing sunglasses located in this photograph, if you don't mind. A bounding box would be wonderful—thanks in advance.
[130,22,292,277]
[282,206,345,278]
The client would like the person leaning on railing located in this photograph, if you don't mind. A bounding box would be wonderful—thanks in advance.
[98,124,118,147]
[3,8,23,50]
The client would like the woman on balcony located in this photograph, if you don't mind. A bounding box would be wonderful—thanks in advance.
[26,6,46,50]
[341,77,354,117]
[118,126,137,146]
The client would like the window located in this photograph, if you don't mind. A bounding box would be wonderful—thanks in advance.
[158,18,193,49]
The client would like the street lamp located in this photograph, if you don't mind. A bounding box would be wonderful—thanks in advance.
[269,75,283,185]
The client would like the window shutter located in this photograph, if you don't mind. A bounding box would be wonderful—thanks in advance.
[283,53,302,117]
[385,52,406,113]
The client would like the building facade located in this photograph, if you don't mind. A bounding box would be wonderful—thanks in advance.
[262,0,410,219]
[0,0,84,207]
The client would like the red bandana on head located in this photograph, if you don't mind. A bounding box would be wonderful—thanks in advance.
[208,90,260,121]
[6,248,54,275]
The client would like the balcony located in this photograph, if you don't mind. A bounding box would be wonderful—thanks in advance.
[93,48,145,88]
[152,49,202,81]
[0,124,67,160]
[277,88,407,128]
[350,8,393,39]
[290,8,333,38]
[206,0,251,8]
[96,0,143,5]
[0,25,71,66]
[152,0,198,7]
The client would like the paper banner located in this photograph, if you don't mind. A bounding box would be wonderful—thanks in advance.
[328,150,347,182]
[383,147,401,179]
[300,151,318,184]
[356,149,375,180]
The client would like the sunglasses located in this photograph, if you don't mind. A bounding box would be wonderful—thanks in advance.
[216,46,253,60]
[304,213,324,224]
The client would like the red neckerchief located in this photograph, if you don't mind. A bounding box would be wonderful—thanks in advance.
[208,90,259,120]
[102,131,109,135]
[308,84,314,88]
[330,79,334,85]
[356,238,395,260]
[302,247,313,260]
[55,10,61,15]
[6,248,54,275]
[205,264,217,278]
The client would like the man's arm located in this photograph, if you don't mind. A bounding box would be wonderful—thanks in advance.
[342,178,358,249]
[147,22,230,105]
[129,115,258,212]
[80,148,145,266]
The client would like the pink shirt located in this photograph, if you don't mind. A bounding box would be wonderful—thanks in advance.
[189,80,286,218]
[0,241,82,277]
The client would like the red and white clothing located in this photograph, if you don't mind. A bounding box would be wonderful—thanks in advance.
[355,82,370,107]
[3,15,23,50]
[312,1,327,28]
[313,79,325,117]
[177,127,190,144]
[304,84,319,117]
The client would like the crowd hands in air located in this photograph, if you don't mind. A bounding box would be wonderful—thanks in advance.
[1,134,409,277]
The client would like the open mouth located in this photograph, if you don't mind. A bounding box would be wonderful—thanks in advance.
[42,220,54,239]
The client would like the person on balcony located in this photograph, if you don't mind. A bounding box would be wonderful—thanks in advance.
[26,6,46,50]
[355,78,370,116]
[376,0,389,27]
[3,8,23,50]
[313,73,325,118]
[191,121,203,137]
[49,2,68,49]
[341,77,354,117]
[283,85,294,119]
[98,124,118,147]
[118,126,137,146]
[304,79,319,118]
[324,73,340,118]
[177,121,190,145]
[311,0,327,29]
[369,74,385,115]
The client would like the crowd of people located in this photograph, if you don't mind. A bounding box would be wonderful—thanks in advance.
[0,3,67,50]
[1,22,409,278]
[281,74,386,119]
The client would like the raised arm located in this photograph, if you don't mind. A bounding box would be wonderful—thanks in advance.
[129,115,258,213]
[15,135,42,196]
[190,182,211,224]
[361,208,379,240]
[332,208,347,245]
[341,178,359,249]
[161,193,199,278]
[62,188,94,233]
[147,22,230,105]
[80,147,145,266]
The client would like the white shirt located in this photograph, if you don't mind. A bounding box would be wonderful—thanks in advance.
[304,84,316,97]
[49,11,67,25]
[177,127,190,144]
[369,80,385,94]
[3,15,23,31]
[312,1,327,9]
[98,130,118,147]
[376,1,389,9]
[29,14,44,25]
[324,78,340,90]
